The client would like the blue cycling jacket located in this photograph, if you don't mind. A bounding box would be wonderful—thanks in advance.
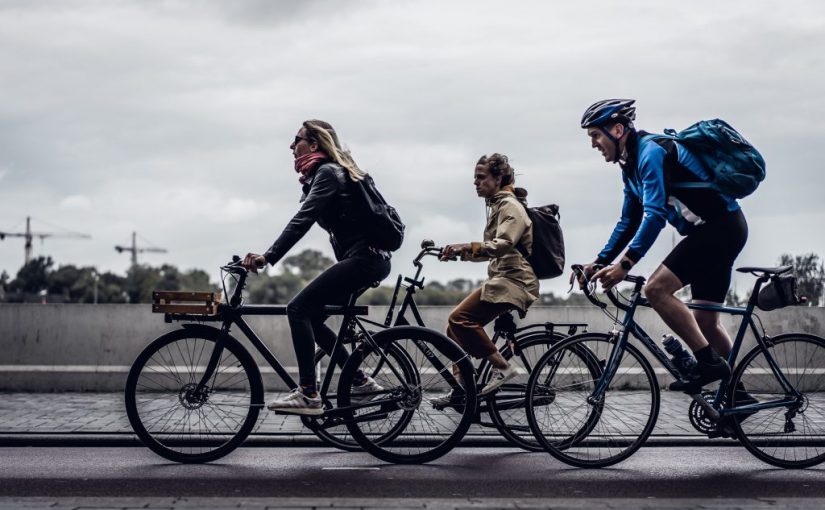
[595,130,740,265]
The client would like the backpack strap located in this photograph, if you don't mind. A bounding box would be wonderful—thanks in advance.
[642,132,715,192]
[501,195,531,259]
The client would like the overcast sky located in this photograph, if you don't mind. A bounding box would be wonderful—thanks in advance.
[1,0,823,297]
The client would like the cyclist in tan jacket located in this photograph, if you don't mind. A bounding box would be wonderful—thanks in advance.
[440,153,539,396]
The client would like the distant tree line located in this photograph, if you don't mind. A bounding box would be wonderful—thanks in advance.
[1,250,822,307]
[0,256,212,303]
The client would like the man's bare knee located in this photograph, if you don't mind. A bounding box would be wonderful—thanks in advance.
[644,278,670,305]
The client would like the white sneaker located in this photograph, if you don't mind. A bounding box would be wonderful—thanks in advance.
[350,376,384,402]
[480,365,517,396]
[266,388,323,415]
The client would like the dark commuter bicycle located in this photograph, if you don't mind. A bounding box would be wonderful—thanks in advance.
[126,257,477,464]
[526,264,825,469]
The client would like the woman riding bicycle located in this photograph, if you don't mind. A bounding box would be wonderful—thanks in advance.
[439,153,539,396]
[242,120,391,415]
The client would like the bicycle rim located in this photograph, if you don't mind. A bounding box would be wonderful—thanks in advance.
[731,333,825,468]
[340,326,477,464]
[125,328,262,463]
[527,333,660,468]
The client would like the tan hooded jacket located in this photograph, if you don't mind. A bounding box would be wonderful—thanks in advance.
[463,187,539,311]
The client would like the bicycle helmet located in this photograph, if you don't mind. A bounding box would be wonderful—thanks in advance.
[581,99,636,128]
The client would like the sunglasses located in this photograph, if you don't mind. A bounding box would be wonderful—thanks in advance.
[293,135,314,145]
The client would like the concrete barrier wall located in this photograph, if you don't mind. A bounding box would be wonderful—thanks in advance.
[1,303,823,391]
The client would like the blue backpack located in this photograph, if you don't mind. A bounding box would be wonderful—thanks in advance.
[656,119,766,199]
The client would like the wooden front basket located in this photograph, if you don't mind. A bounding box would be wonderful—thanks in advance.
[152,291,222,315]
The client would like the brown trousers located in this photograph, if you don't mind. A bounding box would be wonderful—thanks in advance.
[446,288,512,358]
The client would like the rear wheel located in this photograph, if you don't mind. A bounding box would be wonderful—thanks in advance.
[125,327,263,463]
[339,326,477,464]
[731,333,825,468]
[483,331,566,451]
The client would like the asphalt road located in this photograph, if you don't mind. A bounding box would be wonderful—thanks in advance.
[2,446,824,500]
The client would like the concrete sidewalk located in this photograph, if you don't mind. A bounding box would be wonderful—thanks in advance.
[0,391,730,447]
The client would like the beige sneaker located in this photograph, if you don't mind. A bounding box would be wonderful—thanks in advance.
[266,388,323,416]
[480,365,517,396]
[350,376,384,403]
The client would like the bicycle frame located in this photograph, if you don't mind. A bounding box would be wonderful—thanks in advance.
[590,273,802,419]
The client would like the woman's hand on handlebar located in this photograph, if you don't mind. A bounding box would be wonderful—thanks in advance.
[241,253,267,274]
[592,264,628,291]
[440,243,470,261]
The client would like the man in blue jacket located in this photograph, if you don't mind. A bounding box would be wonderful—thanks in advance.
[578,99,749,394]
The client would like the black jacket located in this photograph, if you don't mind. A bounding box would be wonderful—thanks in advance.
[264,163,389,264]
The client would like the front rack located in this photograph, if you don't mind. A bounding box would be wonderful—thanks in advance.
[152,291,222,315]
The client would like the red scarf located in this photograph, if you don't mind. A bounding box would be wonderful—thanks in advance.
[294,152,329,184]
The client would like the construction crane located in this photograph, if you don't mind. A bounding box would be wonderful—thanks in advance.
[0,216,91,266]
[115,231,168,266]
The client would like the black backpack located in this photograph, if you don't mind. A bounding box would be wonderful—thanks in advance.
[516,202,565,280]
[356,174,405,251]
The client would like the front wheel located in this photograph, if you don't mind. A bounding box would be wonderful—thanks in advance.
[731,333,825,468]
[125,326,263,463]
[339,326,477,464]
[526,333,660,468]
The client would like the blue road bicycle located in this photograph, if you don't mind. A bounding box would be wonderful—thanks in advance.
[525,264,825,468]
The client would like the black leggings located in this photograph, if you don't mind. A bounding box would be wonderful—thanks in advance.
[287,254,391,387]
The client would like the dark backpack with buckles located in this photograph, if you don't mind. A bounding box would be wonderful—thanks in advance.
[516,203,565,280]
[356,173,405,252]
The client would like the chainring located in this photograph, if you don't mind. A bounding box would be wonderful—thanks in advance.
[688,391,718,434]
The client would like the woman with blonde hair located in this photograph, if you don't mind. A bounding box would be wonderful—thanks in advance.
[439,153,539,395]
[242,120,391,414]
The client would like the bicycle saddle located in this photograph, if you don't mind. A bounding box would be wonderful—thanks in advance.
[736,265,793,275]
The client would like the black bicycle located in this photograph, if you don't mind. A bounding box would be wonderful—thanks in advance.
[525,264,825,469]
[125,257,477,464]
[361,240,590,452]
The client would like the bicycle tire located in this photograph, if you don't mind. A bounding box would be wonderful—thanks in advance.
[125,326,263,463]
[730,333,825,468]
[482,331,567,452]
[526,332,660,468]
[338,326,477,464]
[302,344,416,452]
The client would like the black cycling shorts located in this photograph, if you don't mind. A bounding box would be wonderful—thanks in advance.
[662,208,748,303]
